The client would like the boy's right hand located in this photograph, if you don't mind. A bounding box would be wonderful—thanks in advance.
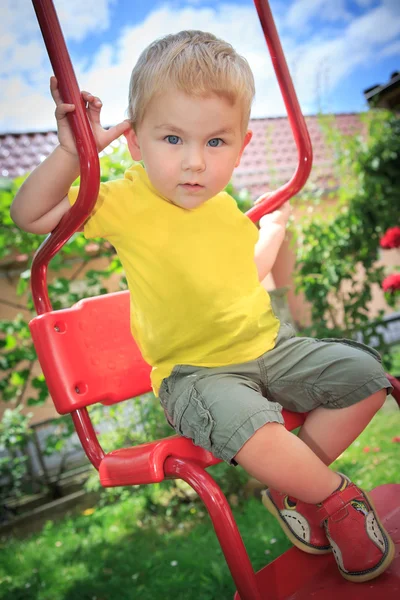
[50,76,130,157]
[259,201,291,230]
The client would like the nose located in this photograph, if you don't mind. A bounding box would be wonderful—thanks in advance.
[182,145,205,172]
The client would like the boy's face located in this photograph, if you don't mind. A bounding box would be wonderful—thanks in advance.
[126,89,252,209]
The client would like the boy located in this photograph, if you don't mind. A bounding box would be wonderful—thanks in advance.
[11,30,394,582]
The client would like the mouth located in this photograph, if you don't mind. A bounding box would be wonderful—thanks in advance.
[180,183,204,191]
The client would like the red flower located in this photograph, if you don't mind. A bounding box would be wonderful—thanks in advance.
[380,226,400,249]
[382,273,400,293]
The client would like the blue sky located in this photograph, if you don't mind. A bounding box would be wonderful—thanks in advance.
[1,0,399,133]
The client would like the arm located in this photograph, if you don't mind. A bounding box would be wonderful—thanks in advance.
[10,146,80,235]
[254,201,291,281]
[10,77,130,235]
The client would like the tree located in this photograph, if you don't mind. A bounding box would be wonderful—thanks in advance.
[293,110,400,367]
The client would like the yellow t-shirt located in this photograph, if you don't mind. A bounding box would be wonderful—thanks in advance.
[68,164,280,394]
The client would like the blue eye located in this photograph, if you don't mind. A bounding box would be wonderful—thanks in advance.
[208,138,223,147]
[166,135,180,145]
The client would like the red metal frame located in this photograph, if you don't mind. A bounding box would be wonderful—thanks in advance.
[31,0,100,315]
[248,0,313,221]
[30,0,313,469]
[28,1,400,599]
[30,0,312,314]
[165,456,263,600]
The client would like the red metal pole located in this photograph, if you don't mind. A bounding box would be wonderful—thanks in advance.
[165,457,262,600]
[71,409,105,470]
[31,0,104,467]
[246,0,313,223]
[387,375,400,408]
[30,0,100,315]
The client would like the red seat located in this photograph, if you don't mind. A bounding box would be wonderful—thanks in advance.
[30,291,151,414]
[29,289,307,486]
[29,0,400,595]
[99,435,219,486]
[29,291,400,599]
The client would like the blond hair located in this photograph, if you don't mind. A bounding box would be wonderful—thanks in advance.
[128,30,255,131]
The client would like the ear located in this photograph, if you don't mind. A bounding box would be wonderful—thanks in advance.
[235,130,252,167]
[124,127,142,161]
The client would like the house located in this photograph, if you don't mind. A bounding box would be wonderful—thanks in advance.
[0,113,364,190]
[364,71,400,110]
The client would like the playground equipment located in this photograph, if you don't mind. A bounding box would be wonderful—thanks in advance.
[29,0,400,597]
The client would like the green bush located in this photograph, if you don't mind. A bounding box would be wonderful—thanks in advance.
[293,110,400,366]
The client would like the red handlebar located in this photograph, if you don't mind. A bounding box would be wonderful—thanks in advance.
[31,0,100,315]
[246,0,312,222]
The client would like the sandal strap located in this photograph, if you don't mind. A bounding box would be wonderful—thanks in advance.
[317,485,363,522]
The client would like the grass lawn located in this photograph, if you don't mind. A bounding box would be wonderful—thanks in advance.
[0,397,399,600]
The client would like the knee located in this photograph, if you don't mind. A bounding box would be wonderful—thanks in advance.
[363,388,386,413]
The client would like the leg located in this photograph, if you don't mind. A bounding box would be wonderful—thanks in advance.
[235,416,395,581]
[235,422,342,503]
[161,360,343,504]
[261,332,392,472]
[298,388,386,465]
[256,336,394,579]
[235,422,341,555]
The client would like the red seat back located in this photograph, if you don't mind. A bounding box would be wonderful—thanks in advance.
[29,291,152,414]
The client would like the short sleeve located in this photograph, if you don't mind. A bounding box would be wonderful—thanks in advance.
[68,181,115,240]
[218,190,259,242]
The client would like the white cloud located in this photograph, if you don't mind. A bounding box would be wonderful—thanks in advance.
[285,0,352,30]
[0,0,116,76]
[54,0,117,42]
[347,3,400,43]
[1,40,44,77]
[280,0,400,111]
[379,39,400,58]
[0,76,55,132]
[0,0,117,131]
[0,2,44,78]
[0,1,399,133]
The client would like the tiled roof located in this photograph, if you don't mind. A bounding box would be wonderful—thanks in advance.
[0,132,59,179]
[233,113,365,197]
[0,113,364,196]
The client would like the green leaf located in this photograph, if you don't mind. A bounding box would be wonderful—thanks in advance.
[294,110,400,365]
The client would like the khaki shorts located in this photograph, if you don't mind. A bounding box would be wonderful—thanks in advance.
[158,323,392,464]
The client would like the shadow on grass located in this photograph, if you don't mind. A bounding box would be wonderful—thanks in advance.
[1,497,289,600]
